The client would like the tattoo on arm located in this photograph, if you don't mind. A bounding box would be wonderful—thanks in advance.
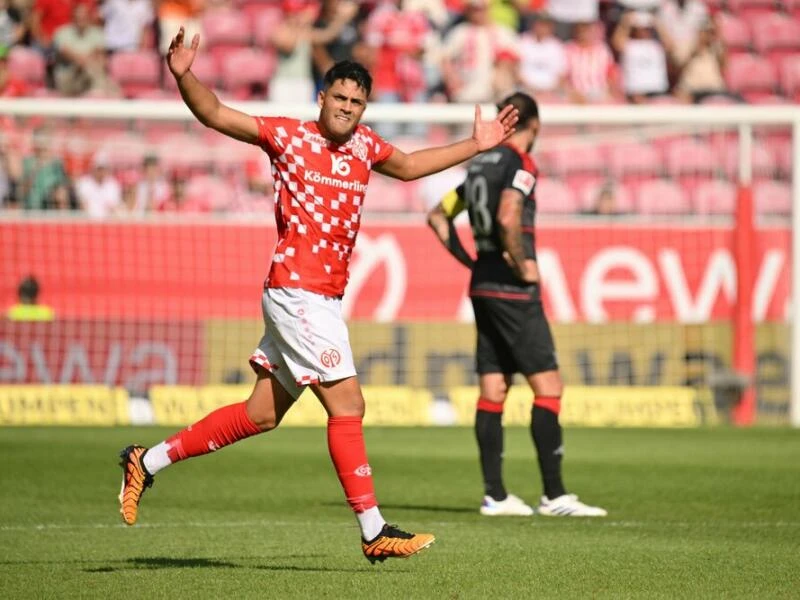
[498,193,526,275]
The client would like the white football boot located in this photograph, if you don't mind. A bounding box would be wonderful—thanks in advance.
[537,493,608,517]
[480,493,535,516]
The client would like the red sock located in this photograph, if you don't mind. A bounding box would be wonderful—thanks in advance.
[534,396,561,415]
[477,396,504,413]
[327,416,377,512]
[166,402,261,462]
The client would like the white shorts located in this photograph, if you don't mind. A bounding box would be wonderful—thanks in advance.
[249,287,356,399]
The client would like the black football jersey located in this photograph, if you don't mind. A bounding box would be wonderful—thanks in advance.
[457,144,538,291]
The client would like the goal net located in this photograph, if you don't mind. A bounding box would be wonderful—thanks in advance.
[0,100,795,427]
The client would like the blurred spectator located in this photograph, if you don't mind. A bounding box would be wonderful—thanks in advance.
[547,0,598,40]
[0,0,25,47]
[612,11,671,104]
[519,10,566,98]
[674,18,740,104]
[100,0,155,53]
[75,151,123,218]
[487,0,529,32]
[131,154,170,214]
[0,118,22,208]
[366,0,428,102]
[493,47,520,101]
[30,0,94,55]
[53,3,119,96]
[564,21,620,104]
[366,0,429,137]
[403,0,450,31]
[657,0,708,66]
[5,275,55,321]
[0,146,12,207]
[233,156,274,213]
[0,44,28,96]
[311,0,362,91]
[19,129,70,210]
[270,0,356,103]
[157,0,204,55]
[441,0,518,103]
[582,181,625,216]
[157,175,211,213]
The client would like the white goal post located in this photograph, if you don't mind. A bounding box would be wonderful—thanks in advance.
[0,99,798,426]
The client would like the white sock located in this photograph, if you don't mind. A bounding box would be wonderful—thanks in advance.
[356,506,386,541]
[142,442,173,475]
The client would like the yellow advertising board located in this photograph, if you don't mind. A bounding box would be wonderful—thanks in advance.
[448,386,716,427]
[0,385,129,425]
[149,385,433,427]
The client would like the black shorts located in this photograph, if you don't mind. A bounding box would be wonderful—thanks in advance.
[471,292,558,376]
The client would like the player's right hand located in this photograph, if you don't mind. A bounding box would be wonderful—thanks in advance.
[503,252,538,283]
[167,27,199,80]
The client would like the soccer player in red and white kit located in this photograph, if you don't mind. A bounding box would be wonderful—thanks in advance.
[118,26,518,563]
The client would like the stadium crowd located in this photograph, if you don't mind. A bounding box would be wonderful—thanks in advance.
[0,0,796,216]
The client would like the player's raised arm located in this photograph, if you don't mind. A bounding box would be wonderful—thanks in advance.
[374,105,519,181]
[427,187,475,269]
[167,27,259,144]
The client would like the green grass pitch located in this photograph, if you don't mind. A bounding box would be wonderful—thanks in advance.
[1,426,798,599]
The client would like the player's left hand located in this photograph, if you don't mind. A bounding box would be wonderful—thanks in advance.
[472,104,519,151]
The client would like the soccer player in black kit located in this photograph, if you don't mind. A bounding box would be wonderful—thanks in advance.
[427,92,607,517]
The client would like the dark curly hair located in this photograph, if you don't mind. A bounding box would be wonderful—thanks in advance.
[323,60,373,96]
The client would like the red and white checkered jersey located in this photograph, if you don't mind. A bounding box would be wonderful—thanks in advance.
[256,116,394,298]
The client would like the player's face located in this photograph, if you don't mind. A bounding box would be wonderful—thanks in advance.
[318,79,368,143]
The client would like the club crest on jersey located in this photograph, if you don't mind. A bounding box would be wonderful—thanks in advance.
[512,169,536,195]
[330,154,352,177]
[348,136,369,161]
[320,348,342,368]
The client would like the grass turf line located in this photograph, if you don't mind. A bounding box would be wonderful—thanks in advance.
[0,426,798,599]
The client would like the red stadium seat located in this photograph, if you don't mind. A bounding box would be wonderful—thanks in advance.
[666,138,718,178]
[578,179,635,213]
[636,179,691,215]
[780,55,800,97]
[609,142,662,181]
[727,0,781,18]
[185,175,236,212]
[546,145,606,178]
[750,12,800,58]
[743,93,790,104]
[765,136,792,177]
[220,48,276,99]
[753,179,791,215]
[364,174,411,212]
[716,12,751,51]
[7,46,46,88]
[693,179,737,215]
[96,133,150,170]
[722,139,777,179]
[724,53,778,97]
[785,0,800,19]
[201,9,252,48]
[158,133,215,174]
[535,178,579,214]
[253,6,285,47]
[208,135,263,174]
[698,94,739,105]
[134,88,179,100]
[163,52,219,90]
[108,50,161,98]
